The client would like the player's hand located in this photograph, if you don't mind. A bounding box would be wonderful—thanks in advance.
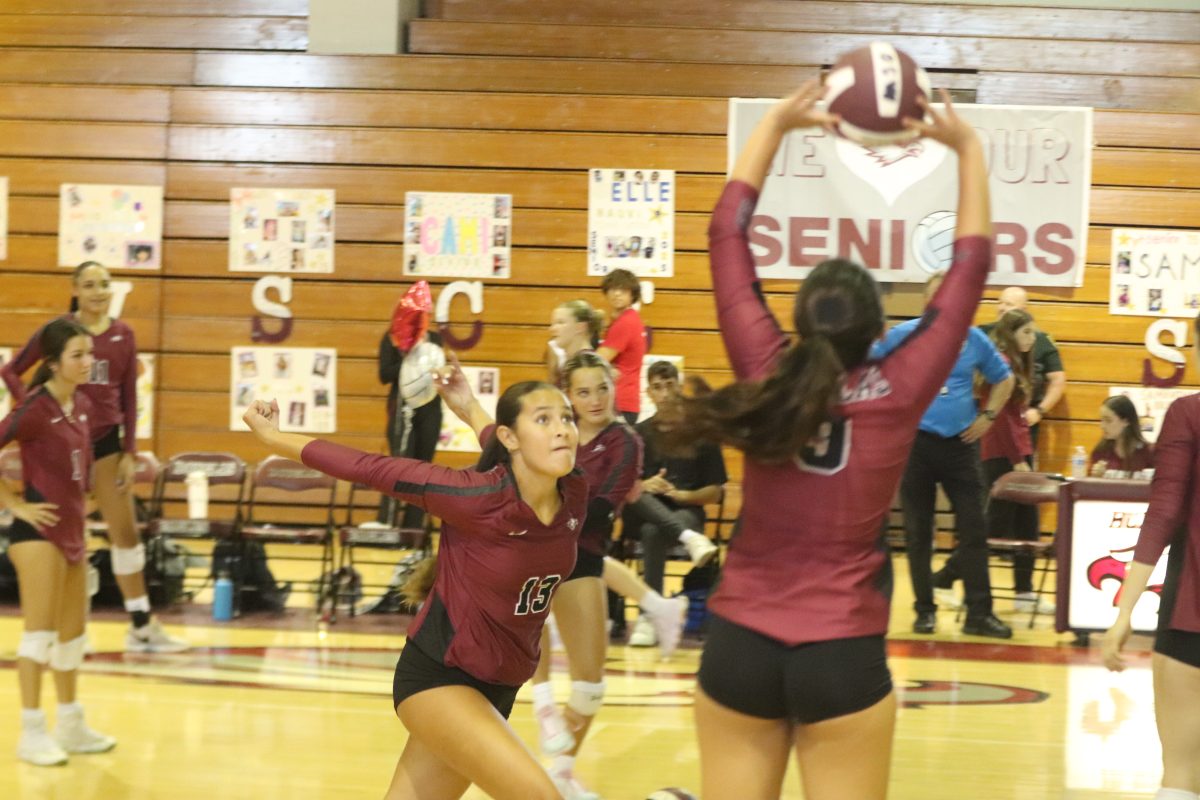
[1102,614,1133,672]
[959,415,992,443]
[643,469,674,495]
[769,78,840,133]
[242,399,281,437]
[433,351,476,414]
[903,88,977,153]
[1090,460,1108,477]
[12,501,59,531]
[115,452,136,493]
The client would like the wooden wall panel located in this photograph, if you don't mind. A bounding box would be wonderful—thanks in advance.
[0,159,166,195]
[4,1,307,14]
[0,121,166,159]
[0,15,307,50]
[0,86,170,122]
[0,49,194,85]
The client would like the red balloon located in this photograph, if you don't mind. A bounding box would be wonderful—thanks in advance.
[390,281,432,352]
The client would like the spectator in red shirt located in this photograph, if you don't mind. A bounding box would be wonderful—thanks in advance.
[1091,395,1154,477]
[242,376,583,800]
[0,318,117,766]
[1104,314,1200,800]
[981,309,1052,614]
[596,269,647,425]
[1,262,187,653]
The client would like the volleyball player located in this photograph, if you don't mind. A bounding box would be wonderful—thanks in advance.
[676,82,992,799]
[1,262,187,653]
[1,319,117,765]
[546,300,603,386]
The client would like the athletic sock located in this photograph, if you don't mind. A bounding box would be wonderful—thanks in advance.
[531,681,556,713]
[126,596,152,630]
[21,708,45,729]
[639,589,672,619]
[130,610,151,629]
[677,529,704,545]
[551,754,575,778]
[57,702,82,717]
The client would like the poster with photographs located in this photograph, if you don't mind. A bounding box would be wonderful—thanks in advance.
[0,348,10,418]
[1108,386,1195,443]
[588,168,675,278]
[229,188,335,274]
[438,366,500,452]
[135,354,155,440]
[58,184,163,269]
[638,354,683,422]
[0,177,8,261]
[403,192,512,279]
[229,347,337,433]
[1110,228,1200,317]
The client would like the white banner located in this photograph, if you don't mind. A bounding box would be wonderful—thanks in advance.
[229,347,337,433]
[404,192,511,279]
[59,184,163,269]
[1108,386,1195,443]
[1068,500,1168,633]
[0,348,11,418]
[728,101,1092,286]
[438,366,499,453]
[229,188,335,274]
[588,168,674,277]
[136,353,155,440]
[1109,228,1200,317]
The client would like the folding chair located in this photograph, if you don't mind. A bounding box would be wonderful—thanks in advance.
[984,471,1060,628]
[239,455,337,611]
[335,481,432,619]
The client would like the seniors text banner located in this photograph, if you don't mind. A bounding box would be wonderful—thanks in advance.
[727,101,1092,286]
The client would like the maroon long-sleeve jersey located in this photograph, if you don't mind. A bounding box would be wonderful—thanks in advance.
[706,180,991,646]
[1133,393,1200,633]
[2,316,138,453]
[301,439,588,686]
[0,387,93,563]
[574,420,642,555]
[980,360,1033,466]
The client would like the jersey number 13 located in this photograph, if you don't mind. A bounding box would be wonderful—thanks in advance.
[514,574,562,615]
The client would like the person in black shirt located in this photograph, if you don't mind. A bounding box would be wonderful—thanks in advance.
[377,329,444,527]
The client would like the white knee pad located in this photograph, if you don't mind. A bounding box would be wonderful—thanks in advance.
[567,680,606,718]
[17,631,56,665]
[110,543,146,576]
[49,634,88,672]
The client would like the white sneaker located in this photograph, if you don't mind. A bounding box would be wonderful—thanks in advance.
[54,706,116,755]
[682,533,718,567]
[628,615,657,648]
[933,587,963,610]
[535,705,574,757]
[652,596,689,660]
[552,774,601,800]
[17,719,68,767]
[126,620,189,654]
[1014,592,1056,615]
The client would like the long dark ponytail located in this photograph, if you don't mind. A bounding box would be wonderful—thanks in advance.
[672,259,883,464]
[29,318,91,390]
[69,261,105,313]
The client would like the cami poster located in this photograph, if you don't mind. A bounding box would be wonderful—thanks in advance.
[588,168,675,278]
[0,177,8,261]
[1108,385,1194,443]
[638,354,683,423]
[136,354,155,440]
[438,366,499,453]
[229,188,335,274]
[1109,228,1200,317]
[229,347,337,434]
[403,192,512,279]
[58,184,163,269]
[0,348,11,418]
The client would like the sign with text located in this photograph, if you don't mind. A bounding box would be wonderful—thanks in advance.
[728,101,1092,286]
[59,184,163,269]
[403,192,512,279]
[1109,228,1200,316]
[588,168,675,277]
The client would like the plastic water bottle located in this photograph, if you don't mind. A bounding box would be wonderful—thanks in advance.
[212,572,234,621]
[1070,446,1087,479]
[185,470,209,519]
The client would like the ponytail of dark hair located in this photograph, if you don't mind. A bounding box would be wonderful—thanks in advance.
[669,258,882,464]
[474,380,562,472]
[69,261,105,313]
[29,317,92,390]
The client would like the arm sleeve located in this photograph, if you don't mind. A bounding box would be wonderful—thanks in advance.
[976,332,1013,385]
[0,403,35,448]
[870,323,911,360]
[593,429,643,511]
[1133,399,1196,566]
[378,333,401,386]
[708,180,789,381]
[877,236,992,418]
[1,328,44,405]
[301,438,490,528]
[121,331,139,453]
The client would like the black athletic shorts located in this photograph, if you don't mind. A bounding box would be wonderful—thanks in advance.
[698,614,893,724]
[565,547,605,582]
[92,426,122,460]
[1154,628,1200,669]
[392,640,520,718]
[7,517,46,547]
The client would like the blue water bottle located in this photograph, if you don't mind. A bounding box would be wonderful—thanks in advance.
[213,572,234,621]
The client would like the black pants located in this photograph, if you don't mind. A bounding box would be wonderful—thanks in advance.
[379,401,443,527]
[900,431,993,617]
[982,456,1040,593]
[623,495,705,594]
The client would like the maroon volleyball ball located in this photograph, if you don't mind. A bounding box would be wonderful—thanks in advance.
[823,42,931,146]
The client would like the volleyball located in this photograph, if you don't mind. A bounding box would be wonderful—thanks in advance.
[911,210,958,274]
[646,789,698,800]
[398,340,446,408]
[824,42,931,146]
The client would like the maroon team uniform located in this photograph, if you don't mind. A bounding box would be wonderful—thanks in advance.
[2,316,138,454]
[569,421,642,578]
[299,439,588,708]
[0,388,94,563]
[698,181,991,720]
